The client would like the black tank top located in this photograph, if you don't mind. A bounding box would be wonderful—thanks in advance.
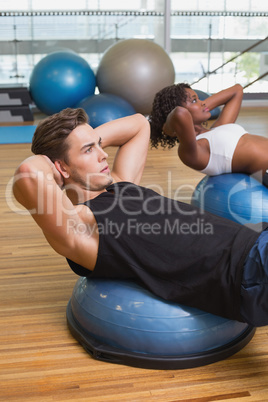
[67,181,263,321]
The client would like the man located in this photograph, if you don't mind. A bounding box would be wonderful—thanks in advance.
[13,108,268,327]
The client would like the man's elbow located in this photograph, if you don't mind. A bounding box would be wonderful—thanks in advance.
[12,162,37,206]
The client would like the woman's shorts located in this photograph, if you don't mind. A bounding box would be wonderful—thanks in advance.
[240,229,268,326]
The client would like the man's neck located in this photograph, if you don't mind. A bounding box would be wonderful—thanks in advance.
[65,187,106,205]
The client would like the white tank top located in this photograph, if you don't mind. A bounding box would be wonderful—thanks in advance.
[196,123,247,175]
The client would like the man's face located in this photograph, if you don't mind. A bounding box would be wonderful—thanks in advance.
[62,123,113,192]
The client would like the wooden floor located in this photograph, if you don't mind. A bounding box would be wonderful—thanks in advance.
[1,106,268,401]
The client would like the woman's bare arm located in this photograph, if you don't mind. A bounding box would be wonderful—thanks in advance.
[163,106,209,170]
[205,84,243,127]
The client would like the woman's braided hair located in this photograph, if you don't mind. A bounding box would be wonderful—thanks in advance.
[149,83,191,149]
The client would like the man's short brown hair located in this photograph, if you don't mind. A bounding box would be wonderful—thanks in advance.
[31,108,88,163]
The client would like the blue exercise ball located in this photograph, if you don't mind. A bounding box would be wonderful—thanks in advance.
[191,173,268,225]
[76,93,136,128]
[194,89,221,119]
[29,51,96,115]
[67,277,255,369]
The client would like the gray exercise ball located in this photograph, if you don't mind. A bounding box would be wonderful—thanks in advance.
[96,39,175,115]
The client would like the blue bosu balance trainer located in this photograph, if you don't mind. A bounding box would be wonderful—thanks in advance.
[66,277,255,370]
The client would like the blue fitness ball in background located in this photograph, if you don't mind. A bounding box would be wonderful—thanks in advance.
[76,93,136,128]
[191,173,268,225]
[29,51,96,115]
[66,277,255,369]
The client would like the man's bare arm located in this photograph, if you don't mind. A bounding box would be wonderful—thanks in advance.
[12,155,96,268]
[94,113,150,184]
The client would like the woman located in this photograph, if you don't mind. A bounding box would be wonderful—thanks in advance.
[149,83,268,183]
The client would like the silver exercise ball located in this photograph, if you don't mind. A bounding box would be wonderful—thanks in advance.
[96,39,175,115]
